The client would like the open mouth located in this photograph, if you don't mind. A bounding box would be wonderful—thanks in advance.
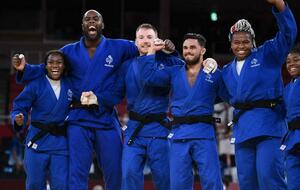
[51,69,60,75]
[141,44,151,48]
[289,67,297,72]
[237,50,246,55]
[88,26,97,35]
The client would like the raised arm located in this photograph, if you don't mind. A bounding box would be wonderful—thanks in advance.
[267,0,285,12]
[139,38,184,87]
[11,54,45,84]
[263,0,297,66]
[139,54,173,88]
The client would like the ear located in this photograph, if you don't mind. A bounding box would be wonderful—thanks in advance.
[101,22,105,30]
[201,48,206,55]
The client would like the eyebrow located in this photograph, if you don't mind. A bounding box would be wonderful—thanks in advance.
[84,15,100,20]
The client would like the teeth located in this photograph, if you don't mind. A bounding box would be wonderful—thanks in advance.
[89,31,96,35]
[89,26,96,30]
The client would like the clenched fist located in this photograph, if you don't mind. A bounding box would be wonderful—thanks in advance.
[12,54,26,71]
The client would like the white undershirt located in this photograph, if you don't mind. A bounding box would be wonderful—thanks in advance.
[236,60,245,76]
[46,76,61,100]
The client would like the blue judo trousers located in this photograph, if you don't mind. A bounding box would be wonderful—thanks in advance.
[17,36,138,190]
[139,54,229,190]
[115,53,174,190]
[282,77,300,190]
[11,76,72,190]
[222,5,297,190]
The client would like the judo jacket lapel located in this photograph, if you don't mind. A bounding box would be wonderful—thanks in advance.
[79,36,107,92]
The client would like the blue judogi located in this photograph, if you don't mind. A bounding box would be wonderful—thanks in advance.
[139,54,229,190]
[11,76,72,190]
[16,36,138,190]
[222,5,297,190]
[116,53,173,190]
[282,78,300,190]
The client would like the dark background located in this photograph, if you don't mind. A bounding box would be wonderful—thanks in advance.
[0,0,299,57]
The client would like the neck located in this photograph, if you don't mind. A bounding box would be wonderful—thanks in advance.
[186,61,202,72]
[84,37,101,48]
[46,75,61,82]
[236,58,245,62]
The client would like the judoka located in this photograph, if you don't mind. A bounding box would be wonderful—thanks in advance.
[139,33,228,190]
[11,50,72,190]
[222,0,297,189]
[115,23,175,190]
[11,10,138,190]
[282,44,300,190]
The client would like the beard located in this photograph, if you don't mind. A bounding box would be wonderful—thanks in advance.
[184,54,200,65]
[83,28,102,41]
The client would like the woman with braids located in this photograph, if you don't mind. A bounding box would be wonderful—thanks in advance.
[221,0,297,189]
[282,44,300,190]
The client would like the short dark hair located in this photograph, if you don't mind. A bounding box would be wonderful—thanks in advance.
[183,33,206,47]
[82,10,103,22]
[290,43,300,55]
[44,50,70,76]
[136,23,158,36]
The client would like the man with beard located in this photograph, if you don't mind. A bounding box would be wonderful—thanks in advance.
[138,33,228,190]
[11,50,71,190]
[12,10,138,190]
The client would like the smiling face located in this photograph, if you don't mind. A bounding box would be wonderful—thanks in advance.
[286,52,300,78]
[231,31,253,61]
[82,10,104,41]
[182,38,205,65]
[45,53,65,80]
[135,27,157,56]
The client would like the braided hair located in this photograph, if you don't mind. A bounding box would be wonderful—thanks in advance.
[228,19,256,48]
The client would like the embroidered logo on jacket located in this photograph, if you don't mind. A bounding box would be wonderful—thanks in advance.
[67,89,73,101]
[158,63,165,70]
[250,58,260,68]
[205,73,214,83]
[104,55,114,68]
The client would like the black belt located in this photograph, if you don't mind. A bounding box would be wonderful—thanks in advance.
[27,122,66,148]
[70,100,99,110]
[288,118,300,130]
[228,99,280,127]
[282,118,300,153]
[170,115,221,126]
[127,111,168,145]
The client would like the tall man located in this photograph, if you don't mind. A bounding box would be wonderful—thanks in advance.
[139,33,228,190]
[12,10,138,190]
[222,0,297,189]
